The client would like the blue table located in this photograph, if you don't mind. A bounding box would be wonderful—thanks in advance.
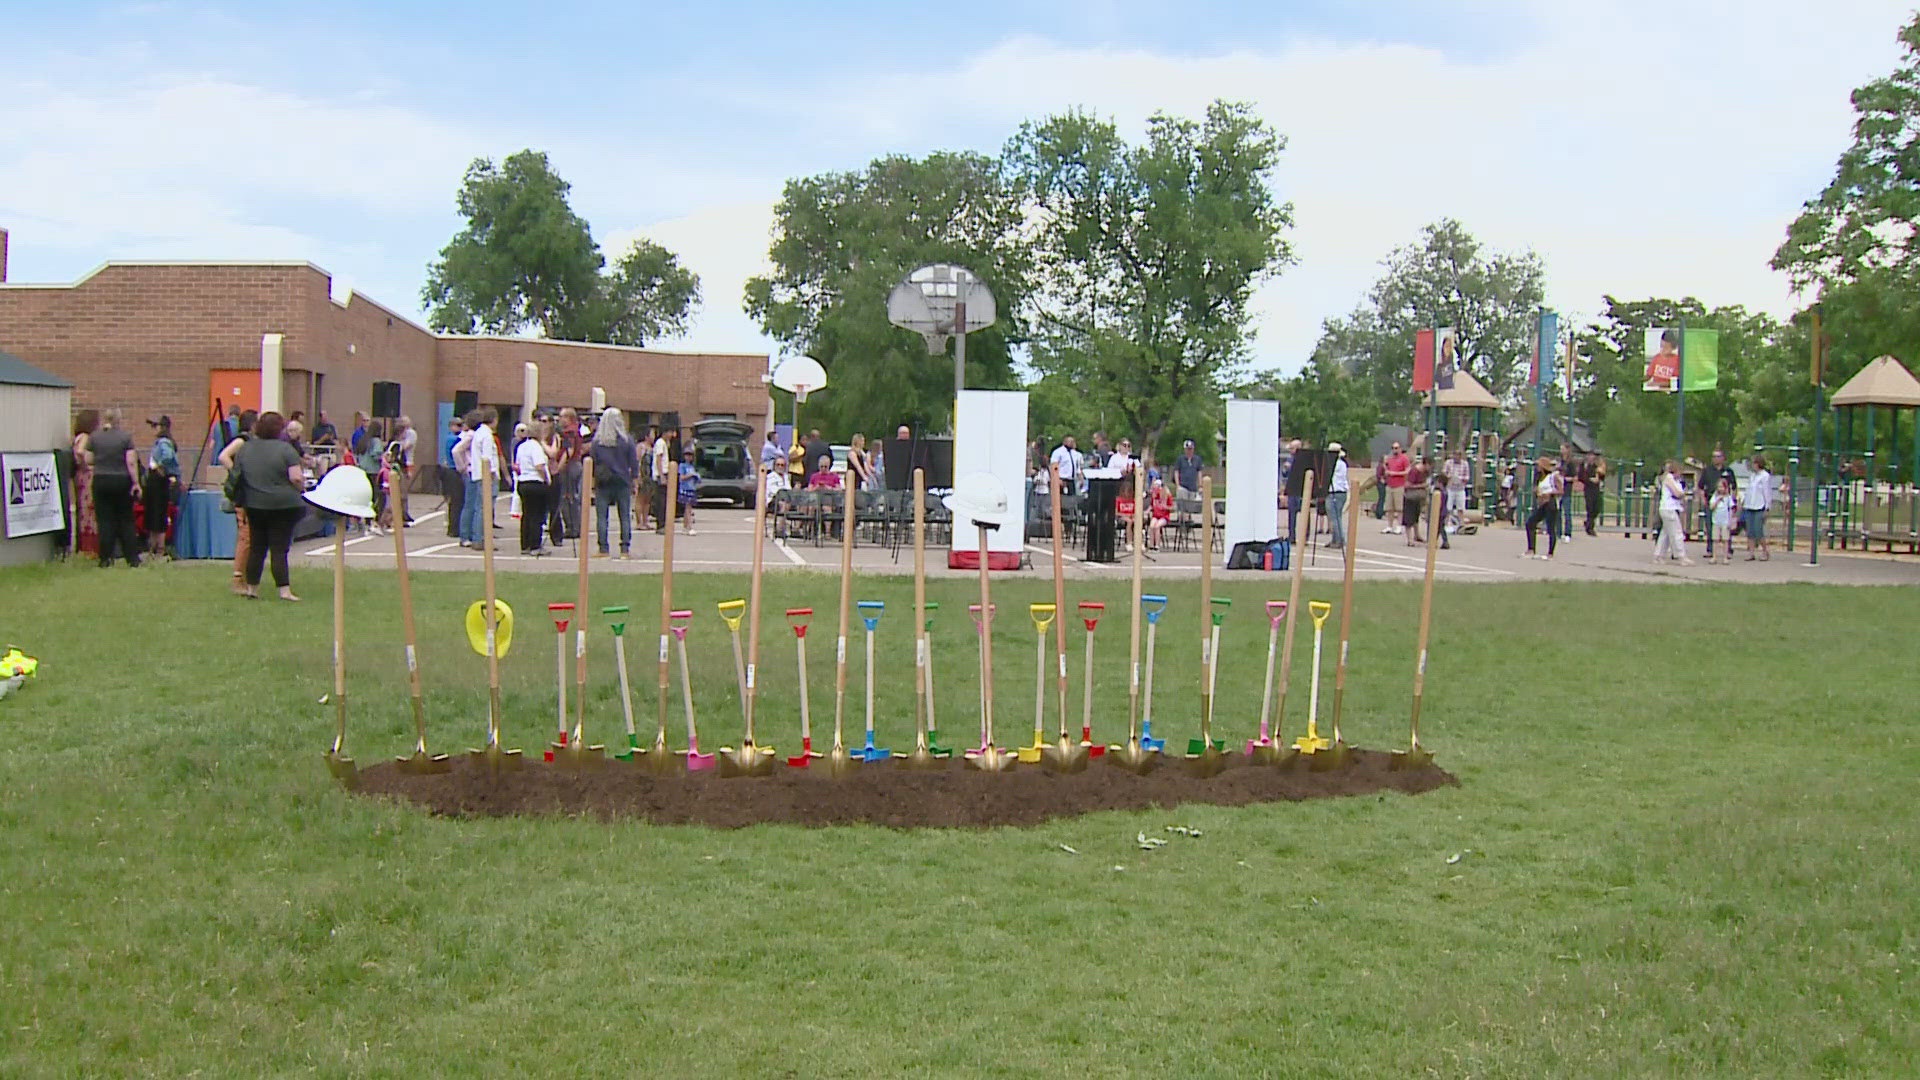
[175,489,236,559]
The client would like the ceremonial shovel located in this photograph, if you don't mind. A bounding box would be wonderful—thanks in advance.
[1039,463,1090,774]
[784,608,820,767]
[673,611,714,771]
[554,459,603,768]
[466,471,522,773]
[545,603,574,763]
[825,479,859,777]
[1392,476,1442,772]
[718,472,776,776]
[605,605,647,763]
[389,475,448,774]
[1107,467,1158,774]
[1293,601,1334,757]
[1313,471,1367,773]
[1243,601,1289,765]
[851,601,891,762]
[899,468,947,770]
[1019,603,1057,764]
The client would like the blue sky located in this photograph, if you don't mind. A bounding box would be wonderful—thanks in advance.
[1,1,1909,370]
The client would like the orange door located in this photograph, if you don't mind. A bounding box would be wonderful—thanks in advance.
[209,370,260,420]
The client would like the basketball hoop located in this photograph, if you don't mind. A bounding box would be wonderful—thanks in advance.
[888,264,998,410]
[772,355,828,401]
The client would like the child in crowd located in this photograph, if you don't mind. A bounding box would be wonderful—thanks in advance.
[1709,474,1738,565]
[677,449,701,535]
[1148,477,1173,550]
[1116,481,1138,551]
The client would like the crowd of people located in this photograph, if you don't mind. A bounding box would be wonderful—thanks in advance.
[445,406,702,560]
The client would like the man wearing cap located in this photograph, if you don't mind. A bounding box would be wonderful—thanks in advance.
[1174,440,1203,501]
[1327,442,1350,550]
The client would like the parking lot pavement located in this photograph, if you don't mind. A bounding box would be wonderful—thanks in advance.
[296,499,1920,586]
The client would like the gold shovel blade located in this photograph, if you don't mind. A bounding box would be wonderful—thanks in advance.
[1105,741,1160,775]
[1183,745,1227,778]
[394,751,452,775]
[962,745,1020,772]
[717,744,778,777]
[1389,745,1434,772]
[1039,737,1089,775]
[825,745,859,778]
[324,751,359,789]
[467,744,525,773]
[1308,740,1353,773]
[552,742,607,770]
[897,745,945,771]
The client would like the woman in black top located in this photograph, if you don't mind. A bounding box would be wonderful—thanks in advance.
[86,409,143,569]
[233,411,308,600]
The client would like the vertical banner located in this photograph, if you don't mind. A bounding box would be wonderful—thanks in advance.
[950,388,1028,570]
[1681,328,1719,391]
[1224,399,1279,564]
[1643,328,1681,391]
[1534,310,1558,387]
[1436,327,1457,391]
[1810,309,1824,386]
[1412,328,1436,393]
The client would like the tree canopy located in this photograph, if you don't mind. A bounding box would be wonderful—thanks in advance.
[1314,219,1545,418]
[743,151,1028,438]
[1006,100,1294,459]
[424,150,699,346]
[1772,13,1920,378]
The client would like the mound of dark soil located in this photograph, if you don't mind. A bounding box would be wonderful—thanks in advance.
[352,748,1455,828]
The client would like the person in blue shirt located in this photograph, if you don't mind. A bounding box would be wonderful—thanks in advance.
[440,417,465,539]
[677,448,702,536]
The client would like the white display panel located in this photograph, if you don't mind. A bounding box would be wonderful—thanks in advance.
[1224,398,1280,564]
[950,389,1029,570]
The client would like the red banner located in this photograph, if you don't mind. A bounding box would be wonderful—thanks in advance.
[1412,328,1436,393]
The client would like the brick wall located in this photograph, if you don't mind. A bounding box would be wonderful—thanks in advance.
[0,257,770,467]
[435,336,769,440]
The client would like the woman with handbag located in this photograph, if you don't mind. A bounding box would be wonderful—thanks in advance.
[1523,457,1563,560]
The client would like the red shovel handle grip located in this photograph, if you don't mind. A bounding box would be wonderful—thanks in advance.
[786,607,813,636]
[1079,600,1104,631]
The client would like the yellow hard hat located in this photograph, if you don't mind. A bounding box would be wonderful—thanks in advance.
[465,599,514,657]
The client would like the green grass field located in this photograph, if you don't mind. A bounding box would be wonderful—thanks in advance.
[1,561,1915,1077]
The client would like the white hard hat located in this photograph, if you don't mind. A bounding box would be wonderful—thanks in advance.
[943,471,1013,528]
[304,465,375,518]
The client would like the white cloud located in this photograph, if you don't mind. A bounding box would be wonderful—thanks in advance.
[1,2,1908,376]
[601,201,780,356]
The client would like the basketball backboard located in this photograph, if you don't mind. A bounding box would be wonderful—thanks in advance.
[887,264,996,353]
[771,355,828,403]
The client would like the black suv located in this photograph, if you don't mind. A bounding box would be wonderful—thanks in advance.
[690,419,757,507]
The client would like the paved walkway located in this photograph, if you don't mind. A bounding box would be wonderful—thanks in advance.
[296,497,1920,586]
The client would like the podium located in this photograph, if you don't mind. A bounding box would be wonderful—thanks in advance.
[1085,477,1120,563]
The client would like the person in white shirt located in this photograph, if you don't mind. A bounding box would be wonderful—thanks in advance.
[1741,455,1778,561]
[651,431,672,531]
[458,409,500,547]
[513,418,558,556]
[1049,436,1081,494]
[1654,459,1692,565]
[1326,443,1351,550]
[1441,450,1471,533]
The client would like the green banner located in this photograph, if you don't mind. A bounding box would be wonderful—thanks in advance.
[1682,328,1719,391]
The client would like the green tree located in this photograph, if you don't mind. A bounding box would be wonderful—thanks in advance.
[1772,14,1920,378]
[1006,100,1294,452]
[744,152,1028,438]
[1314,219,1545,420]
[424,150,700,345]
[1257,355,1383,455]
[1578,297,1795,465]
